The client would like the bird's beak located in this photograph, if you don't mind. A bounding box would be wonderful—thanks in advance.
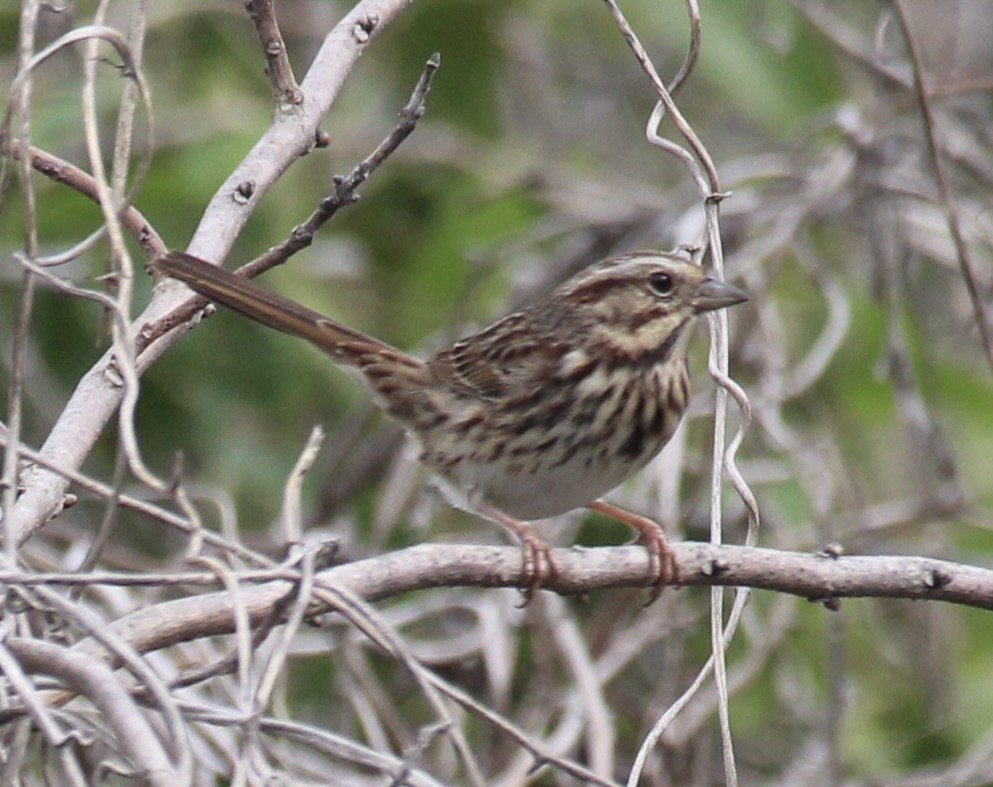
[691,277,749,314]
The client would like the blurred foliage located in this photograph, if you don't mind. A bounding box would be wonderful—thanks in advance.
[2,0,993,783]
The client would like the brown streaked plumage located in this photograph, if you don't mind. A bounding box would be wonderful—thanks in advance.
[152,250,748,600]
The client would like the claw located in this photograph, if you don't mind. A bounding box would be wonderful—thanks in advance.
[588,500,680,606]
[479,504,557,604]
[637,526,679,606]
[516,535,557,607]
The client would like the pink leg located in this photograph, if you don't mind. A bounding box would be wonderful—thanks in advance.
[479,504,557,605]
[588,500,680,604]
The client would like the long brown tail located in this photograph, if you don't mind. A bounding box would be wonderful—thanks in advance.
[153,252,436,422]
[153,251,398,365]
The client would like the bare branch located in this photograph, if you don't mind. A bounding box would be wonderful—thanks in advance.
[16,546,991,674]
[0,141,165,260]
[244,0,303,107]
[237,52,440,279]
[4,638,180,785]
[892,0,993,373]
[0,541,979,610]
[136,53,437,359]
[7,0,416,544]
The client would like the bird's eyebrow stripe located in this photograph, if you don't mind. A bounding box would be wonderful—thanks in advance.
[567,274,642,303]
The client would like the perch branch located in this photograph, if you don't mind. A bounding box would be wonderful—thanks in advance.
[6,544,989,664]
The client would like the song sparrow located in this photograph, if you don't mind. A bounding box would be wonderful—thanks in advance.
[153,250,747,600]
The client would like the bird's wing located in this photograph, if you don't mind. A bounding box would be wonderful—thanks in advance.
[428,312,563,402]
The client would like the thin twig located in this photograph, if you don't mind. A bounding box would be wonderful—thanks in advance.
[180,704,447,786]
[245,0,303,107]
[237,52,441,280]
[0,637,71,746]
[2,0,43,564]
[0,141,165,259]
[542,595,614,779]
[667,0,701,98]
[892,0,993,374]
[306,581,487,786]
[78,22,165,505]
[189,555,254,716]
[253,548,317,710]
[13,574,194,781]
[0,429,271,565]
[600,4,755,784]
[792,0,910,90]
[279,426,325,550]
[5,637,180,785]
[602,0,718,192]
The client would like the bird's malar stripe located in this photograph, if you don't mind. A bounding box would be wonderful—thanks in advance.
[624,309,670,331]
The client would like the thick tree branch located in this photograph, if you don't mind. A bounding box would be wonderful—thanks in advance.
[50,543,993,674]
[2,541,985,778]
[0,542,981,608]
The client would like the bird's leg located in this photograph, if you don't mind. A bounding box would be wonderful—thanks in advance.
[588,500,680,604]
[479,504,557,605]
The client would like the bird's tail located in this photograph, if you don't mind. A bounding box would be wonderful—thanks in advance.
[151,252,435,423]
[152,251,398,364]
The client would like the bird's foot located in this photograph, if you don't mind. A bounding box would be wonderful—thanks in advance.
[588,500,680,605]
[479,504,558,605]
[515,527,558,607]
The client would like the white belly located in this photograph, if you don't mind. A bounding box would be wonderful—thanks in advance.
[427,417,674,520]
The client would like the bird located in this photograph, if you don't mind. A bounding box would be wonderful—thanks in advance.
[152,249,748,601]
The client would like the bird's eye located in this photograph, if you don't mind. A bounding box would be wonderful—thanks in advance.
[648,272,674,296]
